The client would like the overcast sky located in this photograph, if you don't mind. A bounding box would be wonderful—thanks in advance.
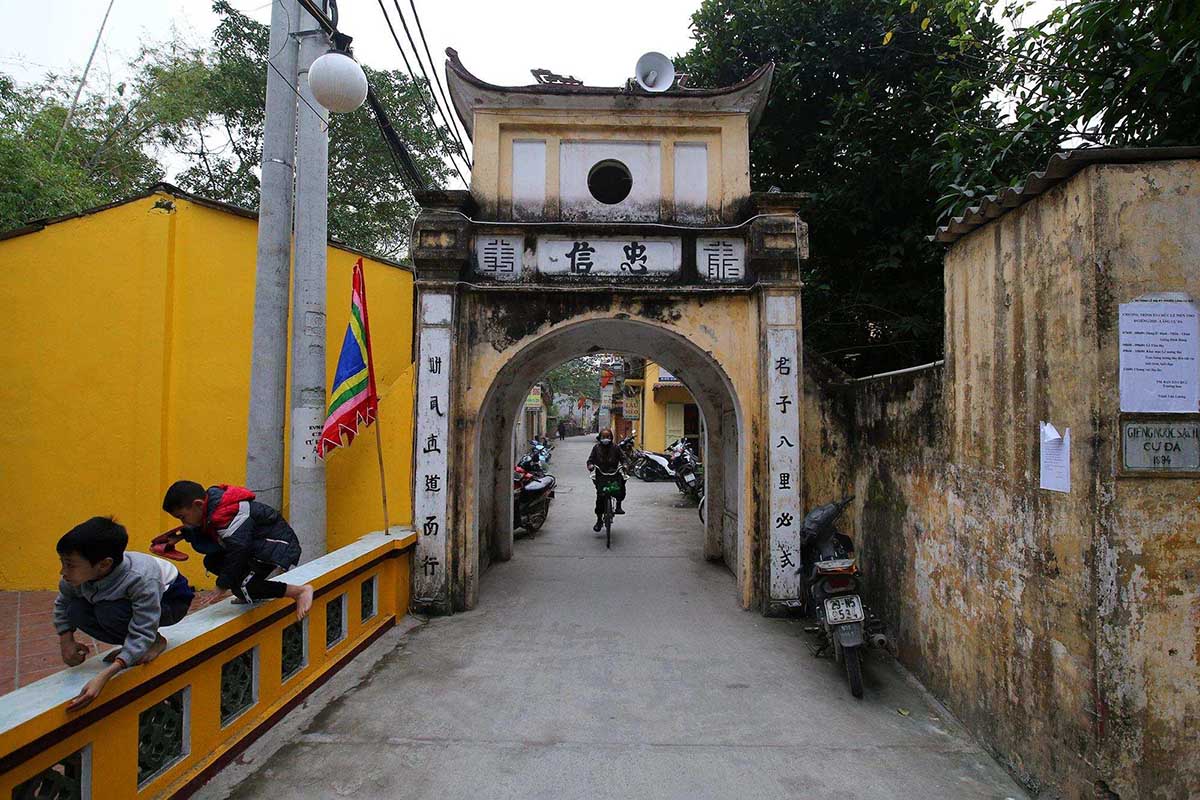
[1,0,703,186]
[0,0,702,101]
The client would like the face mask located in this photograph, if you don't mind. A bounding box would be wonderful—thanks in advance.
[600,438,612,445]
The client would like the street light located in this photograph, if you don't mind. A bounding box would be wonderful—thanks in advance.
[309,50,368,114]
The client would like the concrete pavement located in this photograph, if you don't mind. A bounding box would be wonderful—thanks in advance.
[203,436,1027,799]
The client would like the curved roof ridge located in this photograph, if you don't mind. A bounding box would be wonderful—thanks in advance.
[444,48,774,140]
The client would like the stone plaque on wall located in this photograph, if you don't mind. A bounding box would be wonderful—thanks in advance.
[1122,420,1200,471]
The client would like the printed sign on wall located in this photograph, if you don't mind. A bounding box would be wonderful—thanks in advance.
[537,237,680,276]
[1119,295,1199,412]
[767,300,802,601]
[414,294,452,604]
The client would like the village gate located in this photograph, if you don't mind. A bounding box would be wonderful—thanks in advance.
[406,51,808,615]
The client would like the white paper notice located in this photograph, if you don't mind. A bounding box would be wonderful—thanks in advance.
[1119,296,1200,413]
[1039,422,1071,493]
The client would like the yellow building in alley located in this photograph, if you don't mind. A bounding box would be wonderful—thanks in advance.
[624,360,702,454]
[0,185,416,591]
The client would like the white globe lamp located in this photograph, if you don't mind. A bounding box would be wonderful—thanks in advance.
[309,51,368,113]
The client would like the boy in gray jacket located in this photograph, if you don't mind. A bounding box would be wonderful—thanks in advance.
[54,517,195,710]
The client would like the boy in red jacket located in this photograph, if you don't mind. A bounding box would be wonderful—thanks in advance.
[156,481,313,620]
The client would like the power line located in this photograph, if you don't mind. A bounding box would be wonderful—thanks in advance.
[380,0,471,175]
[405,0,472,162]
[375,0,471,183]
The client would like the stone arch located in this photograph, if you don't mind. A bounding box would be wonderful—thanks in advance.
[463,315,748,610]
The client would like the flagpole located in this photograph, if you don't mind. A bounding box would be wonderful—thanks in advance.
[373,410,392,535]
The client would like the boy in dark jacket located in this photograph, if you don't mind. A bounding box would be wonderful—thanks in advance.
[158,481,313,620]
[55,517,196,710]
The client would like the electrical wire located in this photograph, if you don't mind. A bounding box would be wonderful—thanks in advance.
[390,0,471,161]
[405,0,473,160]
[376,0,471,181]
[293,0,430,190]
[375,0,470,184]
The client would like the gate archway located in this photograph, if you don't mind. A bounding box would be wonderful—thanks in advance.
[405,50,808,616]
[472,313,745,605]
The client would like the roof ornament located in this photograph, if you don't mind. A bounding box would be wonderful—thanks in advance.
[531,68,583,86]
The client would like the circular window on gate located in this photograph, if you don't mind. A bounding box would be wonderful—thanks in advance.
[587,160,633,205]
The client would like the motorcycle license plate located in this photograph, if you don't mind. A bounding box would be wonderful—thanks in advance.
[684,473,696,484]
[824,595,864,624]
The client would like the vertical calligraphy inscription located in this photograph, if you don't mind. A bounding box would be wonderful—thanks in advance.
[414,301,452,604]
[767,325,801,600]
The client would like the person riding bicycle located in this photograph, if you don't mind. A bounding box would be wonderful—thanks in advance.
[586,428,626,531]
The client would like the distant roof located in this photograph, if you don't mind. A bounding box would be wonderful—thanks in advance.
[0,183,411,270]
[444,48,774,140]
[933,146,1200,244]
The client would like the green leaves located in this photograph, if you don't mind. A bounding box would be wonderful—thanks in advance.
[679,0,1005,374]
[0,0,456,258]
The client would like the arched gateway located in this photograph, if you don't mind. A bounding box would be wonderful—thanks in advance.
[408,50,808,616]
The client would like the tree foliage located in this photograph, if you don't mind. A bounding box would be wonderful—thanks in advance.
[678,0,1008,373]
[542,358,603,403]
[679,0,1200,374]
[0,1,456,258]
[0,72,164,230]
[922,0,1200,223]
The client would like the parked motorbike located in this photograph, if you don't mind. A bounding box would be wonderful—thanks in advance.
[628,435,675,482]
[530,438,553,464]
[517,452,547,478]
[513,465,556,535]
[797,495,886,698]
[617,432,638,462]
[667,439,703,502]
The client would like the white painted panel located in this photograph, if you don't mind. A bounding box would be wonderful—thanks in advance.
[560,140,661,221]
[767,327,802,600]
[420,294,452,325]
[674,143,708,223]
[414,315,452,604]
[766,295,797,326]
[511,140,546,220]
[537,237,680,276]
[696,238,745,282]
[475,235,523,281]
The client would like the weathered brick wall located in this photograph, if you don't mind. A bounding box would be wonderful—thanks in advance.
[849,367,1099,798]
[812,160,1200,800]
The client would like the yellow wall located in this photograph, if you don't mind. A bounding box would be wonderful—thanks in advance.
[0,191,415,590]
[638,362,696,452]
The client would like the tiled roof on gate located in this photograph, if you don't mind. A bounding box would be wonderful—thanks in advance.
[932,146,1200,244]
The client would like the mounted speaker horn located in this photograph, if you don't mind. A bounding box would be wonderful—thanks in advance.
[634,52,675,92]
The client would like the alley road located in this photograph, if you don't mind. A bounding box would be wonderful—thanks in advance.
[210,436,1026,799]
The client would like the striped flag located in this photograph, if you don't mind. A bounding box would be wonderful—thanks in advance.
[317,259,378,458]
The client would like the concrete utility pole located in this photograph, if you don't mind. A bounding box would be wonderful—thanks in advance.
[288,17,332,560]
[245,0,301,511]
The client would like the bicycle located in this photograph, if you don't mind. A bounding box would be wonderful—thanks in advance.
[592,467,623,549]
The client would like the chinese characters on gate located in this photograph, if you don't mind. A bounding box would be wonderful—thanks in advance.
[475,236,748,282]
[766,309,802,602]
[414,295,453,599]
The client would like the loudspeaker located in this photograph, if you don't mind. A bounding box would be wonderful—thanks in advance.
[634,52,675,93]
